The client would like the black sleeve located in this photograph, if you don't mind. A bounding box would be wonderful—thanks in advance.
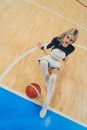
[66,45,75,56]
[41,37,58,50]
[46,37,58,49]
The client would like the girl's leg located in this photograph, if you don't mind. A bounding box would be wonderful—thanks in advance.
[40,69,58,118]
[40,59,49,83]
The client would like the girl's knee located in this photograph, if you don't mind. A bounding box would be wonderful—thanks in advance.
[50,68,58,75]
[50,73,57,82]
[40,59,48,66]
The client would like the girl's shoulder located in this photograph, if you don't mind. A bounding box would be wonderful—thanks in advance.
[51,37,60,42]
[68,44,75,51]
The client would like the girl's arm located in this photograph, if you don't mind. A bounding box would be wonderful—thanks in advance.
[37,37,58,50]
[63,56,69,61]
[37,42,43,49]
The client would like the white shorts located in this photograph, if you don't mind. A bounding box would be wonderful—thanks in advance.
[38,55,60,70]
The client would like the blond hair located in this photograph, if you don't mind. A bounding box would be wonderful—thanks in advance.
[58,28,79,43]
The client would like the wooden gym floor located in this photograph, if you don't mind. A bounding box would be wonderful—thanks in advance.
[0,0,87,125]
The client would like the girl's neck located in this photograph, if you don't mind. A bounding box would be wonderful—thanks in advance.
[62,43,69,48]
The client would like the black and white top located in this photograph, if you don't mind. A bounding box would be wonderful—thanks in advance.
[41,37,75,57]
[39,37,75,69]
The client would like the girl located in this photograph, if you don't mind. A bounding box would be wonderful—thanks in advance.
[38,28,79,118]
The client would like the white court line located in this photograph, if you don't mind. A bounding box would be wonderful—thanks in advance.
[74,43,87,50]
[0,83,87,128]
[25,0,87,32]
[0,47,38,81]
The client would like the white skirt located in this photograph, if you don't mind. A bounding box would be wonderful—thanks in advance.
[38,55,60,70]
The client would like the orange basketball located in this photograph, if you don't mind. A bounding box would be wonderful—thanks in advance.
[25,83,41,98]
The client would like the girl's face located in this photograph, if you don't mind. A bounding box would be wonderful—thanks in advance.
[63,34,74,46]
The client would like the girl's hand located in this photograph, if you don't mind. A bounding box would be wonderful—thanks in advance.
[63,56,69,62]
[37,42,43,49]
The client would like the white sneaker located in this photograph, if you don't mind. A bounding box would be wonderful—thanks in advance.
[40,106,47,118]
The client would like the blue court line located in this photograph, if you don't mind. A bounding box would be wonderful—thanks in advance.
[0,87,87,130]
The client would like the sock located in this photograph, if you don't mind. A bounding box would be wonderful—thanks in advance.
[43,74,57,107]
[40,60,49,83]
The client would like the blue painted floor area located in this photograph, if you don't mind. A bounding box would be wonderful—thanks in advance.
[0,87,87,130]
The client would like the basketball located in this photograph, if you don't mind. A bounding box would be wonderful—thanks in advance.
[25,83,41,98]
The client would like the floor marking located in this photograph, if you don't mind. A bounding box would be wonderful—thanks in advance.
[76,0,87,8]
[0,82,87,128]
[25,0,87,32]
[74,43,87,50]
[0,47,38,81]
